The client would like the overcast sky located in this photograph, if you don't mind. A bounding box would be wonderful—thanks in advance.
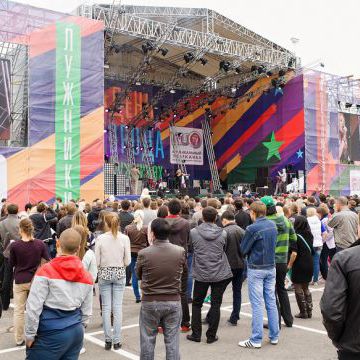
[15,0,360,78]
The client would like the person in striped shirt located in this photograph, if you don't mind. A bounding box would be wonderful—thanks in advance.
[261,196,298,328]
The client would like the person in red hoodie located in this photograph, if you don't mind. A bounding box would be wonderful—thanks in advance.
[25,228,93,360]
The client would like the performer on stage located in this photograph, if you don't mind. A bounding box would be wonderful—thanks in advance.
[274,168,287,195]
[162,168,170,188]
[130,165,140,195]
[175,169,186,190]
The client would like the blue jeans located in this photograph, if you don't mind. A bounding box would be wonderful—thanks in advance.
[140,301,182,360]
[26,323,83,360]
[312,247,322,282]
[131,254,141,300]
[99,277,126,343]
[229,268,244,324]
[187,253,193,300]
[247,268,279,344]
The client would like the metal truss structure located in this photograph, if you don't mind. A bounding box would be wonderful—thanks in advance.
[77,3,294,69]
[0,41,28,147]
[325,73,360,114]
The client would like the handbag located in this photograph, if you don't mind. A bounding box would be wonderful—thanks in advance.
[297,233,314,255]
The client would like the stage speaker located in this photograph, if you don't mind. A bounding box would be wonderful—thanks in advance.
[256,167,269,187]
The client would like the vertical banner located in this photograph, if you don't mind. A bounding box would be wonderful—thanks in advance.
[170,127,204,166]
[55,22,81,202]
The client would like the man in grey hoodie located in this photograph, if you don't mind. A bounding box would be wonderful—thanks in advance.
[187,207,233,344]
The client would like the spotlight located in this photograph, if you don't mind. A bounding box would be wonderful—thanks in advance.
[288,57,296,68]
[184,52,195,63]
[142,41,155,54]
[257,65,265,74]
[345,103,353,108]
[159,47,169,57]
[219,60,231,72]
[135,81,141,86]
[199,58,208,66]
[170,89,176,94]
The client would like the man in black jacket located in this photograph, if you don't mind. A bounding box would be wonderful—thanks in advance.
[221,211,245,326]
[87,200,103,233]
[234,199,252,230]
[320,246,360,360]
[29,203,57,258]
[166,199,191,332]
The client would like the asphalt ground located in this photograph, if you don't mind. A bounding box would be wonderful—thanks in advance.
[0,281,336,360]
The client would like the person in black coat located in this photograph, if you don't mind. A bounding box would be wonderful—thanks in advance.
[234,199,252,230]
[291,216,314,319]
[321,245,360,360]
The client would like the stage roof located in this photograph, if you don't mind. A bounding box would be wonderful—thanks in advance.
[76,3,296,90]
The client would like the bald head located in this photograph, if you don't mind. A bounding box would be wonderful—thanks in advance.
[59,228,81,255]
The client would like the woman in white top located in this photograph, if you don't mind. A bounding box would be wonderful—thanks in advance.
[95,213,131,351]
[306,207,325,285]
[317,205,336,280]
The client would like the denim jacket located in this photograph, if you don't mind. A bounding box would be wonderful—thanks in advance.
[240,217,277,270]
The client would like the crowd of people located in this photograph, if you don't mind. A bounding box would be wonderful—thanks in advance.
[0,191,359,359]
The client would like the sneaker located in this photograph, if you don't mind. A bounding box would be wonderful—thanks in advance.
[186,334,201,343]
[181,325,191,333]
[238,339,261,349]
[80,347,86,355]
[16,340,25,347]
[113,343,122,350]
[270,339,279,345]
[104,341,112,351]
[136,299,141,303]
[206,336,218,344]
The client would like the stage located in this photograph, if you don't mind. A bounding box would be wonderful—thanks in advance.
[0,2,360,207]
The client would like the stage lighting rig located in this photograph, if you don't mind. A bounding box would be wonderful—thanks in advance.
[142,41,155,55]
[199,58,208,66]
[184,52,195,63]
[219,60,231,72]
[158,47,169,57]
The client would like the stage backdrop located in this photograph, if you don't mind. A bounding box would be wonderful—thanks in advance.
[305,71,360,195]
[0,2,104,208]
[105,73,305,188]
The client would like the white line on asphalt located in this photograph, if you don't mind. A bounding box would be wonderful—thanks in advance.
[87,323,139,336]
[0,346,25,355]
[84,334,139,360]
[239,311,327,335]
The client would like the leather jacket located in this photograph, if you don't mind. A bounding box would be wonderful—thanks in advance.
[136,239,185,301]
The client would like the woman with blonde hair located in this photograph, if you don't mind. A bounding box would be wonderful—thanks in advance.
[95,213,131,351]
[125,210,148,303]
[73,224,97,355]
[71,211,95,250]
[9,218,49,346]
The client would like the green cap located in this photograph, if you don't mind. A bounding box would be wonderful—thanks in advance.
[260,196,275,207]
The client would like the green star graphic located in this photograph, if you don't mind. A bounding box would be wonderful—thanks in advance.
[262,131,284,161]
